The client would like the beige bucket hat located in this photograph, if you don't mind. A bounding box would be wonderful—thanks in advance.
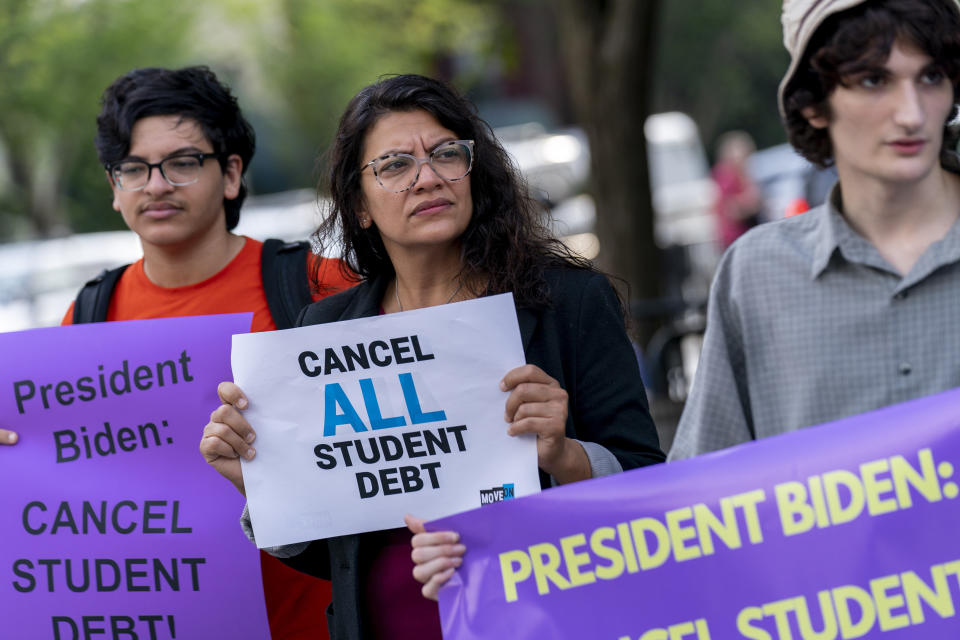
[778,0,960,119]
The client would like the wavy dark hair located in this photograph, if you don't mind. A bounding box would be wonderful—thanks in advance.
[95,66,256,230]
[311,74,598,308]
[783,0,960,168]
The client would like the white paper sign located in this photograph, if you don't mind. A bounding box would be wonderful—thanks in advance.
[232,293,540,548]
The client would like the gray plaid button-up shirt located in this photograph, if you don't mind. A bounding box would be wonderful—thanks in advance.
[669,187,960,460]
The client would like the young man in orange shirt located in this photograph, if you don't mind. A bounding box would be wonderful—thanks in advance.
[4,66,350,639]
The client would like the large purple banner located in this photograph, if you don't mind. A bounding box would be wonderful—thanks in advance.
[0,315,271,639]
[431,388,960,639]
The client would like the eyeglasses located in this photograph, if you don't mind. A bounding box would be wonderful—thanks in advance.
[363,140,474,193]
[107,152,222,191]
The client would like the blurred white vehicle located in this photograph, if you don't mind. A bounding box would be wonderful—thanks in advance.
[748,143,836,221]
[496,123,590,206]
[645,112,718,249]
[644,111,720,303]
[496,124,599,259]
[496,114,719,277]
[0,191,325,333]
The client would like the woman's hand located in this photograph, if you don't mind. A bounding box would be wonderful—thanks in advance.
[501,364,590,484]
[199,381,257,495]
[406,514,465,601]
[0,428,18,445]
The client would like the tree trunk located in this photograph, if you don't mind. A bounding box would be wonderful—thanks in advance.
[554,0,661,343]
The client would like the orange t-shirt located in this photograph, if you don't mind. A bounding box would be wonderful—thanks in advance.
[64,237,355,640]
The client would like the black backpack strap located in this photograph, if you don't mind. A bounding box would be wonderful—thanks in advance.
[72,264,129,324]
[261,238,313,330]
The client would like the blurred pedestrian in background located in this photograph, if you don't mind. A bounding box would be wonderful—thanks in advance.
[711,130,764,248]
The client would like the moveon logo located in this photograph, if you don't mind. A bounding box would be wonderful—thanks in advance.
[479,483,515,505]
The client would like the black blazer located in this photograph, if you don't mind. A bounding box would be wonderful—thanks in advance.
[283,267,663,639]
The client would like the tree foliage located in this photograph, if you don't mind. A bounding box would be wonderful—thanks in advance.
[0,0,497,240]
[653,0,788,155]
[246,0,496,194]
[0,0,195,238]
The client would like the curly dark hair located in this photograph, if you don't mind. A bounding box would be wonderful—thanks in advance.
[312,74,597,308]
[95,66,256,230]
[782,0,960,168]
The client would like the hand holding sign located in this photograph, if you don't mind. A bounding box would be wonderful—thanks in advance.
[0,426,17,445]
[406,513,465,601]
[408,363,588,603]
[200,381,257,495]
[501,364,590,485]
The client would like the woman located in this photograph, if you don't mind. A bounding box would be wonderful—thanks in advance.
[200,74,663,639]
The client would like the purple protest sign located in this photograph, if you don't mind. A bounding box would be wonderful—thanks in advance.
[0,314,270,640]
[431,387,960,639]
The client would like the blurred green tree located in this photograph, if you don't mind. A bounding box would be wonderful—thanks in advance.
[653,0,788,154]
[248,0,495,194]
[0,0,195,238]
[0,0,496,240]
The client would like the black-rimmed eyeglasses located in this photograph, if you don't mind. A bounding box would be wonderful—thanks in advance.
[362,140,474,193]
[107,152,222,191]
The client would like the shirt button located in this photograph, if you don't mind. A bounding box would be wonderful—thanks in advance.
[894,291,908,300]
[899,362,912,375]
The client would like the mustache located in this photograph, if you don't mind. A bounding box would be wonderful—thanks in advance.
[138,200,185,214]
